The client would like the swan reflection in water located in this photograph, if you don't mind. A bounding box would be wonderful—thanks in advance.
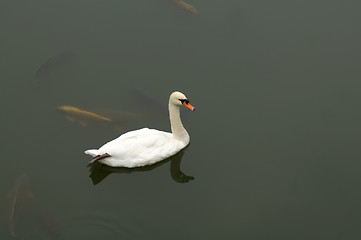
[89,148,194,185]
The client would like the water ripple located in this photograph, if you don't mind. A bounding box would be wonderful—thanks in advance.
[53,211,142,239]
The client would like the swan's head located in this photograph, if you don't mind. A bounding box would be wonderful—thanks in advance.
[170,91,195,111]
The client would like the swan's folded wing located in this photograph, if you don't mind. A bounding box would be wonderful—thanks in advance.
[99,128,172,156]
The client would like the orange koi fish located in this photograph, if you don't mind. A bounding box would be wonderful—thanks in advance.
[172,0,198,15]
[57,105,112,126]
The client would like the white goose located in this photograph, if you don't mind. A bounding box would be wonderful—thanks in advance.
[85,91,195,168]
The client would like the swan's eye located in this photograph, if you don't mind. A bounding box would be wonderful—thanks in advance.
[179,99,189,104]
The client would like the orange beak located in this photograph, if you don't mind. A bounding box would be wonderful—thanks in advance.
[183,102,195,111]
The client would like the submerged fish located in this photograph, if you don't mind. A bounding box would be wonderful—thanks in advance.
[129,87,167,115]
[57,105,142,132]
[57,105,112,127]
[33,51,74,83]
[172,0,198,15]
[129,87,190,119]
[94,108,143,122]
[36,210,61,240]
[7,174,33,238]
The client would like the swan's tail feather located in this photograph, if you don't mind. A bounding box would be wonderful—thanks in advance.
[87,153,111,166]
[84,149,99,157]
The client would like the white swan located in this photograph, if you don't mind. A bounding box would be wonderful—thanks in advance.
[84,91,195,168]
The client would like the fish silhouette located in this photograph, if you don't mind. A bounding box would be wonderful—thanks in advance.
[7,174,33,238]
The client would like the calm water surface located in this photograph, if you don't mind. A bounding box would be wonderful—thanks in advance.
[1,0,361,239]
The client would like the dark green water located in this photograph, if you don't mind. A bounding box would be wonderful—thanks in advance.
[1,0,361,239]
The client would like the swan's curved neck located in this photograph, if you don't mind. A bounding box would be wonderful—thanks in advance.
[169,103,189,141]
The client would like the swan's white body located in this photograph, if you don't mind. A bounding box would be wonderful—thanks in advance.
[85,91,195,168]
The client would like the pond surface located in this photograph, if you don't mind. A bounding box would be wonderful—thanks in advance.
[1,0,361,239]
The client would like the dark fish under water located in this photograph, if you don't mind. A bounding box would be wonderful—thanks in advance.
[129,87,168,115]
[7,174,33,238]
[33,51,74,82]
[36,210,62,240]
[129,87,190,119]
